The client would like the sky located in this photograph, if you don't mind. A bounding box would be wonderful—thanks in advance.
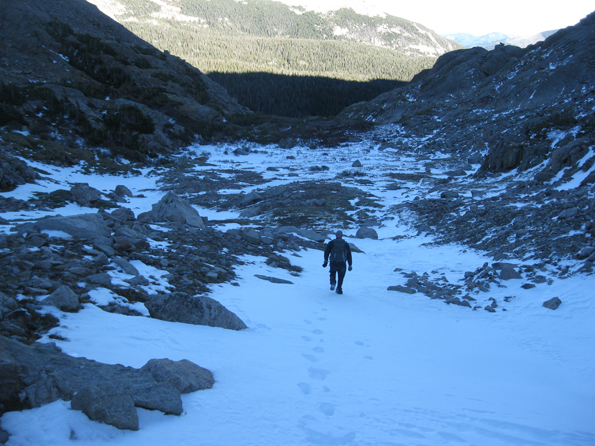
[280,0,595,37]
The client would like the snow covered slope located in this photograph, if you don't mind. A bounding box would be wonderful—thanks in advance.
[1,130,594,445]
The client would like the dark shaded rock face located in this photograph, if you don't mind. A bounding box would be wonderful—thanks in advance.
[0,152,39,192]
[0,0,249,164]
[145,292,248,331]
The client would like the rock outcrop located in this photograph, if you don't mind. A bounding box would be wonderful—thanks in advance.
[0,336,212,430]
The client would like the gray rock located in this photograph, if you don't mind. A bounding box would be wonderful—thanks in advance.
[352,160,363,167]
[355,227,378,239]
[19,213,111,240]
[0,336,193,431]
[112,258,139,276]
[126,275,150,286]
[0,153,38,191]
[240,206,261,218]
[84,273,112,287]
[70,183,103,207]
[28,276,52,290]
[114,185,133,197]
[111,207,136,221]
[0,292,18,316]
[148,192,205,228]
[145,292,248,330]
[559,207,578,219]
[492,262,522,280]
[543,297,562,310]
[141,358,215,394]
[387,285,416,294]
[240,228,262,244]
[71,384,139,430]
[255,275,294,284]
[241,192,262,206]
[440,191,460,199]
[41,285,80,311]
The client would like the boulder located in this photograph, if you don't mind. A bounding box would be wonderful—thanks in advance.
[18,213,111,241]
[145,292,248,331]
[356,227,378,239]
[112,258,139,276]
[0,153,38,192]
[0,292,18,317]
[111,207,136,222]
[114,185,133,197]
[40,285,79,311]
[70,183,103,207]
[141,359,214,394]
[146,192,205,228]
[543,297,562,310]
[71,384,139,430]
[492,262,522,280]
[0,336,197,430]
[84,273,112,287]
[240,192,262,206]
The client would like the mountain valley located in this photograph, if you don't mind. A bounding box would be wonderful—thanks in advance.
[0,1,594,444]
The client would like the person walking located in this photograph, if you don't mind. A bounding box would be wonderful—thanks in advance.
[323,230,353,294]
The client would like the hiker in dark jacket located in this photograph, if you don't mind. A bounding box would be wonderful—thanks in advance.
[323,230,353,295]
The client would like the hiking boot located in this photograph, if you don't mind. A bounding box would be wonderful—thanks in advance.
[330,284,336,291]
[336,288,343,295]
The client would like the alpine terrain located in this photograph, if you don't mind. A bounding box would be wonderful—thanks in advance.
[0,0,594,445]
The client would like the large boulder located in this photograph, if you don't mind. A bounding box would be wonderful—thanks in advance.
[145,292,248,331]
[141,192,205,228]
[356,227,378,239]
[0,153,38,192]
[18,213,111,240]
[0,336,208,430]
[141,358,214,393]
[71,383,139,431]
[40,285,80,312]
[70,183,103,207]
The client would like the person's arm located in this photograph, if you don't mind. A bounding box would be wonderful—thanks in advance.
[346,243,353,268]
[323,240,333,263]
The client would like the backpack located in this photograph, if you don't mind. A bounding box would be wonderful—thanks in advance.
[330,238,348,263]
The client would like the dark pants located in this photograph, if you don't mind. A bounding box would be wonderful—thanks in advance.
[329,261,347,290]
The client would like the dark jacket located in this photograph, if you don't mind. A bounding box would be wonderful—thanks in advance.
[324,239,352,266]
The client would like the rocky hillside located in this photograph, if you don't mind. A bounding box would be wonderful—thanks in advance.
[340,11,595,268]
[0,0,249,164]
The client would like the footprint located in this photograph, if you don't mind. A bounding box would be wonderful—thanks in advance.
[308,367,329,380]
[302,354,318,362]
[312,329,323,335]
[297,382,311,395]
[302,336,311,342]
[355,340,365,346]
[312,346,324,353]
[319,403,335,416]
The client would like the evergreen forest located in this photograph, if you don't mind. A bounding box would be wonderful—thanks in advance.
[109,0,460,117]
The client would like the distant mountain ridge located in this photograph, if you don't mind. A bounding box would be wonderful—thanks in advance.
[444,30,559,49]
[89,0,462,61]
